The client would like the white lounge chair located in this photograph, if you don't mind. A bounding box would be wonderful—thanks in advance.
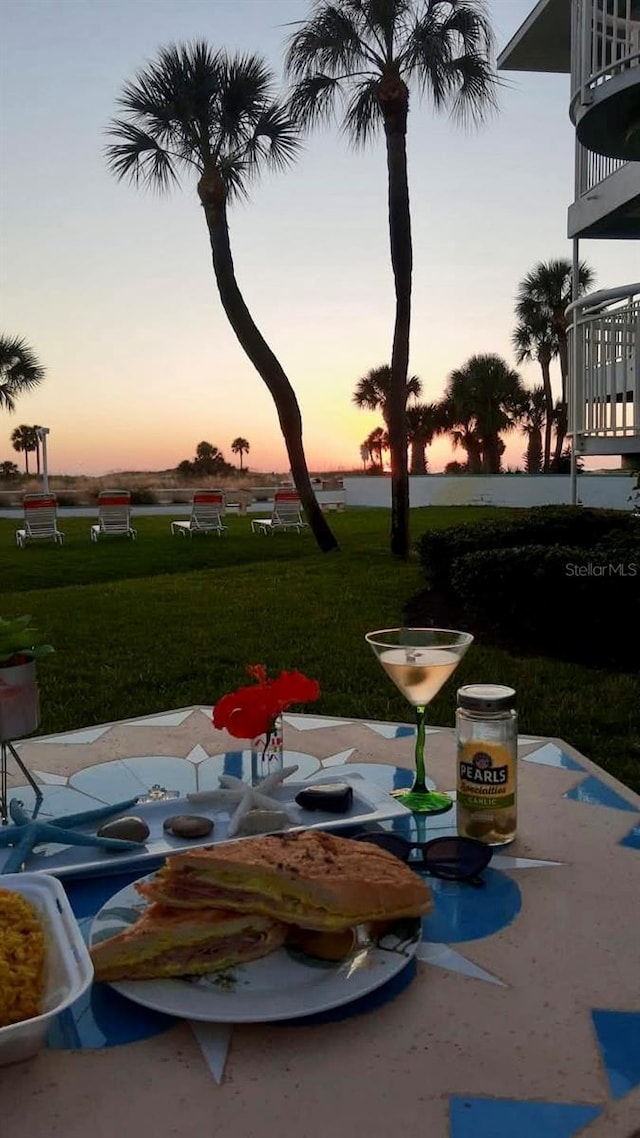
[16,494,64,548]
[90,490,137,542]
[251,490,307,535]
[171,490,227,537]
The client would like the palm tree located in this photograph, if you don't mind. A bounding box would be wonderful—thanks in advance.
[364,426,387,469]
[286,0,498,558]
[518,385,547,474]
[515,258,594,465]
[193,441,231,476]
[440,402,483,474]
[406,402,445,474]
[11,425,38,475]
[0,335,45,412]
[106,43,337,554]
[352,364,421,428]
[441,354,525,474]
[31,424,42,475]
[512,313,555,472]
[231,436,250,470]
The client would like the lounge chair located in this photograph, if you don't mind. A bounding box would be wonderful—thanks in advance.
[16,494,65,548]
[251,490,307,535]
[171,490,227,537]
[90,490,137,542]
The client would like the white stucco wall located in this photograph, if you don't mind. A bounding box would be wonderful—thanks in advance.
[342,474,638,511]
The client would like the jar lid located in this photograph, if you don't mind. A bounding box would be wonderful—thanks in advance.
[457,684,516,712]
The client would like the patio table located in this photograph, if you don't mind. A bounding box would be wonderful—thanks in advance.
[0,707,638,1138]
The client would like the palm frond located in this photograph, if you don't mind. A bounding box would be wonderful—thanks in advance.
[440,1,495,55]
[447,52,499,125]
[289,73,343,127]
[108,42,298,202]
[285,4,378,79]
[512,322,536,364]
[0,336,45,386]
[106,121,180,190]
[402,2,498,121]
[242,102,302,180]
[344,0,403,61]
[216,53,276,150]
[516,258,595,313]
[215,154,252,202]
[0,336,45,412]
[401,7,452,105]
[343,77,383,143]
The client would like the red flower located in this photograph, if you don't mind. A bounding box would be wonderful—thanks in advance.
[213,665,320,740]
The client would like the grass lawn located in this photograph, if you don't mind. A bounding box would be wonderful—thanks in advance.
[1,506,637,793]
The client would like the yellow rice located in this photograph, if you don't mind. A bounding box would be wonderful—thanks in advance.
[0,889,46,1028]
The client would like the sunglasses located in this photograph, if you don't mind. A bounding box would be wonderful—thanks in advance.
[350,830,493,887]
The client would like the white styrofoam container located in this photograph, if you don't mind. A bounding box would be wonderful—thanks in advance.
[0,872,94,1065]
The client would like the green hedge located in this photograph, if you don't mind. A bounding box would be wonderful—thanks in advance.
[416,505,631,595]
[449,534,639,670]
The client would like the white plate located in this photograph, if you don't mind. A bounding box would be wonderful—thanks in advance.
[1,772,412,879]
[89,874,420,1022]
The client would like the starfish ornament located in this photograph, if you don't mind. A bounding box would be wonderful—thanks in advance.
[187,765,300,836]
[0,796,146,874]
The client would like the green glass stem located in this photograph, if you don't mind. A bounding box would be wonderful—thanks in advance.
[412,704,429,795]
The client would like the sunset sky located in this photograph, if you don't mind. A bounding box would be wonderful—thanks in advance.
[2,0,638,477]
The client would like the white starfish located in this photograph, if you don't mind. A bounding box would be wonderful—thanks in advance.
[187,765,300,837]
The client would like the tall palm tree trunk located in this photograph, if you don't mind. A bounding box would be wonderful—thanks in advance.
[382,80,412,560]
[539,352,554,472]
[410,437,426,474]
[198,171,338,553]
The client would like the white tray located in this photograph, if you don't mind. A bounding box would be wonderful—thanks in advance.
[0,772,411,879]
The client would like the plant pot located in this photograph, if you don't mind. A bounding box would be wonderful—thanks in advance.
[0,660,40,742]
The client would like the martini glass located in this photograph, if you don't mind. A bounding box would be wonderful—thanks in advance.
[365,628,473,814]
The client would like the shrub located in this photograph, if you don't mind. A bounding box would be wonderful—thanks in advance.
[55,492,83,507]
[416,505,631,595]
[129,487,157,506]
[449,538,638,670]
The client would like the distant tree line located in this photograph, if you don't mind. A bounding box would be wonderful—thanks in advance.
[176,441,236,479]
[176,437,252,479]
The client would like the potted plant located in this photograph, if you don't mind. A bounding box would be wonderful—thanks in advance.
[0,616,54,742]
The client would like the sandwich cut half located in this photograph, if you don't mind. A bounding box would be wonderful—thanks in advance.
[90,904,287,982]
[137,829,433,931]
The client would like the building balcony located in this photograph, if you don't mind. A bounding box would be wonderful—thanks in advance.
[571,0,640,161]
[497,0,640,237]
[569,145,640,236]
[567,282,640,456]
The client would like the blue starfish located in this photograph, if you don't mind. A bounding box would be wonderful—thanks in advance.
[0,796,146,874]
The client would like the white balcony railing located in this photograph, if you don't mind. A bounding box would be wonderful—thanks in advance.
[571,0,640,114]
[575,141,628,196]
[567,283,640,438]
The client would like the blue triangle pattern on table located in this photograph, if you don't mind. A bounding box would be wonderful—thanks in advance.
[591,1009,640,1100]
[564,776,638,812]
[620,823,640,850]
[364,721,418,739]
[28,725,111,746]
[449,1097,601,1138]
[521,743,584,771]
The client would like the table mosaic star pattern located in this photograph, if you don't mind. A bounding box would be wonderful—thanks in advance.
[4,708,640,1137]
